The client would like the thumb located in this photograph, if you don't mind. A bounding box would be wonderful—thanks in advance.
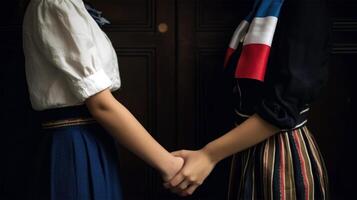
[171,150,186,158]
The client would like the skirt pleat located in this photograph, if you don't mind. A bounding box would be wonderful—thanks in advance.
[228,126,329,200]
[30,122,123,200]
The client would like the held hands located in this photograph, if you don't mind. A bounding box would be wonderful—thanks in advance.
[161,156,185,182]
[163,149,218,196]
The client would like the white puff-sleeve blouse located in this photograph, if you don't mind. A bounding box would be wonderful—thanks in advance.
[22,0,121,111]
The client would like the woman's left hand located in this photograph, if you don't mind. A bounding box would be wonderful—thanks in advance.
[164,149,218,196]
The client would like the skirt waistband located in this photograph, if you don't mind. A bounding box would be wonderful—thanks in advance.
[38,104,97,129]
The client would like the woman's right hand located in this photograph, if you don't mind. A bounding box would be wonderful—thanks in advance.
[86,89,185,182]
[161,156,184,182]
[163,149,218,196]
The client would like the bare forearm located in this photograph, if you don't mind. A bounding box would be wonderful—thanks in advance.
[85,90,176,175]
[164,114,279,195]
[203,114,279,163]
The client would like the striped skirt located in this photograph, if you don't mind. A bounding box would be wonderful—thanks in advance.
[227,126,329,200]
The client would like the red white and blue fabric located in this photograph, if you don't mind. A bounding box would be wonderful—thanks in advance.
[224,0,284,81]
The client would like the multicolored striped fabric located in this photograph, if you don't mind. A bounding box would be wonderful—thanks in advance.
[227,126,329,200]
[224,0,284,81]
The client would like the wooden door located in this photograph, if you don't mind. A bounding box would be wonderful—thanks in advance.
[0,0,179,199]
[175,0,357,199]
[311,1,357,199]
[0,0,356,200]
[89,0,179,199]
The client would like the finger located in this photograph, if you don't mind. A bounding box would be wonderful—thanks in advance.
[181,184,200,196]
[171,150,185,157]
[169,180,187,194]
[174,179,190,191]
[170,185,181,194]
[168,173,185,188]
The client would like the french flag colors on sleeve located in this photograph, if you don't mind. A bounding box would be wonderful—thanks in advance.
[224,0,284,82]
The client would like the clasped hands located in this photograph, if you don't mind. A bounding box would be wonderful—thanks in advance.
[161,148,218,197]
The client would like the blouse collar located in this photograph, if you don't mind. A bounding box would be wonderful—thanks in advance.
[83,1,111,27]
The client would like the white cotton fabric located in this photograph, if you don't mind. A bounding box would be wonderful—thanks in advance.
[23,0,121,111]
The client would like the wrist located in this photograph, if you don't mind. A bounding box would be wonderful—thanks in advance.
[202,143,222,164]
[158,154,179,180]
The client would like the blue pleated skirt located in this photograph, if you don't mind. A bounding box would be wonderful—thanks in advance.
[29,105,123,200]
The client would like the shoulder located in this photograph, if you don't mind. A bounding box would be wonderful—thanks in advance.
[25,0,92,30]
[30,0,87,17]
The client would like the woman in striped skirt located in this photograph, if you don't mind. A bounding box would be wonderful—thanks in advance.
[164,0,330,199]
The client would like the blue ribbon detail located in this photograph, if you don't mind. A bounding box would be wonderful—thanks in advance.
[84,1,111,27]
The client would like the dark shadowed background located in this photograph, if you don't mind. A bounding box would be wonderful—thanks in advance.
[0,0,355,199]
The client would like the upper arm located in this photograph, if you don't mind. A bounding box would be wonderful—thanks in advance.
[34,0,112,102]
[254,1,331,129]
[85,89,116,115]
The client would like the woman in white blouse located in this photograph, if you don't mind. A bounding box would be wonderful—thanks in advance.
[22,0,183,199]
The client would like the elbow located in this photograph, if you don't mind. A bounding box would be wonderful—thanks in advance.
[256,110,298,130]
[255,100,300,130]
[84,89,115,117]
[85,100,107,118]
